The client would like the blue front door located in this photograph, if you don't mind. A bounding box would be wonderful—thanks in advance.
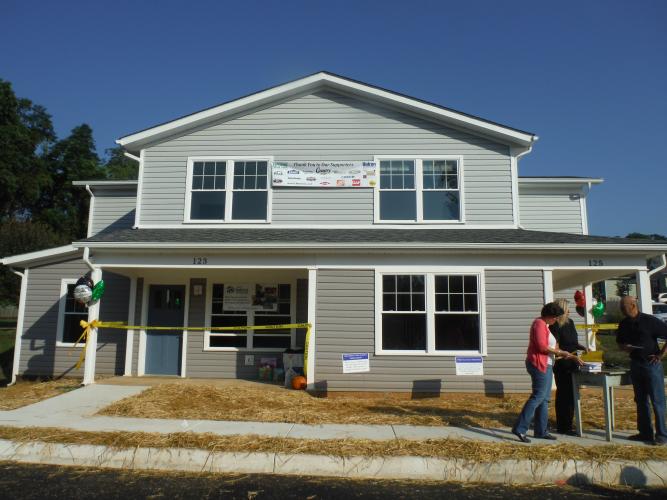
[145,285,184,376]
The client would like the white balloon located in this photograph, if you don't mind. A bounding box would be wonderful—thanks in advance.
[74,285,92,304]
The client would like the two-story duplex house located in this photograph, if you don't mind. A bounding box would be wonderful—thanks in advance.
[3,72,666,394]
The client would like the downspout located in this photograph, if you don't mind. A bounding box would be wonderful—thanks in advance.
[123,152,140,162]
[648,254,667,278]
[82,247,102,385]
[85,184,94,238]
[512,145,533,229]
[7,267,28,386]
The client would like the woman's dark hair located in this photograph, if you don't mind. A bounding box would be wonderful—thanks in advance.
[541,302,565,318]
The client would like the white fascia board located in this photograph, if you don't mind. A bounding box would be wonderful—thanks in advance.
[72,241,667,253]
[117,72,537,150]
[1,245,80,266]
[518,178,604,185]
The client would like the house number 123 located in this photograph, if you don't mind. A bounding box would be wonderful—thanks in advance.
[193,257,208,265]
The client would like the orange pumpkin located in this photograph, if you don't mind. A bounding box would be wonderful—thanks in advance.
[291,375,307,390]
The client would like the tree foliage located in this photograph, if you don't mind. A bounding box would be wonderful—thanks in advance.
[626,232,667,241]
[0,80,139,305]
[0,220,65,305]
[104,146,138,180]
[0,79,55,220]
[33,124,106,240]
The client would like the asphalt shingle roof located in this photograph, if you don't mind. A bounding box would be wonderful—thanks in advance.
[80,228,666,247]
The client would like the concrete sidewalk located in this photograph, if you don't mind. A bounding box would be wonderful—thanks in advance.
[0,383,652,446]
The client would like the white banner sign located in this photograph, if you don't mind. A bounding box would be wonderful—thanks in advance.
[342,353,370,373]
[272,161,377,188]
[455,356,484,376]
[222,284,278,312]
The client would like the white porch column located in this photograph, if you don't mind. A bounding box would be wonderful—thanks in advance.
[637,269,652,314]
[584,283,596,351]
[9,268,29,385]
[543,270,553,303]
[306,268,317,390]
[124,276,137,376]
[83,267,102,385]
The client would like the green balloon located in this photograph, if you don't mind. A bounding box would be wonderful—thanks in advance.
[592,301,605,318]
[91,280,106,301]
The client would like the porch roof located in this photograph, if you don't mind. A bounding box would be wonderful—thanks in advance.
[76,228,667,253]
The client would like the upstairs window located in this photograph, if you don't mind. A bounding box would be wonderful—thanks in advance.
[376,157,462,222]
[190,161,226,220]
[186,158,270,222]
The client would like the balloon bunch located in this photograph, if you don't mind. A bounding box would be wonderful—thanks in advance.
[574,290,586,317]
[73,275,106,307]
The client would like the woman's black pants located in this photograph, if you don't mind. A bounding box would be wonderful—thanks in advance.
[554,361,575,432]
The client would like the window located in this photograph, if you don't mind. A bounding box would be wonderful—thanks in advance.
[378,272,483,354]
[57,281,88,345]
[376,157,462,222]
[379,160,416,220]
[186,158,270,222]
[207,283,292,350]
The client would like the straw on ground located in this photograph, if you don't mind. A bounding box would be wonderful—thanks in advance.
[0,379,81,410]
[0,426,664,463]
[98,382,638,430]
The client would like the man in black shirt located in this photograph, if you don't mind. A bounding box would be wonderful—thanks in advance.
[617,296,667,445]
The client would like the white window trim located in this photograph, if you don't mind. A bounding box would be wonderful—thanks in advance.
[56,278,89,347]
[373,155,465,224]
[374,268,486,356]
[184,156,274,224]
[204,279,297,352]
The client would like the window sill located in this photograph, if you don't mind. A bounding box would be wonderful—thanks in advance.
[55,342,81,348]
[183,220,270,224]
[374,350,485,356]
[373,220,465,225]
[203,347,291,352]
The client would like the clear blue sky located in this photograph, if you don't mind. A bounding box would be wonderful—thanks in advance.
[2,0,666,237]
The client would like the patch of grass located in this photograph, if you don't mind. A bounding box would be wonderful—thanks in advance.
[0,378,81,410]
[0,426,664,463]
[597,332,667,372]
[0,328,14,355]
[98,382,639,431]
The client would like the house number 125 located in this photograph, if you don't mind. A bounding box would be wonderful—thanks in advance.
[193,257,208,265]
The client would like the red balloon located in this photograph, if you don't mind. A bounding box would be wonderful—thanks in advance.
[574,290,585,308]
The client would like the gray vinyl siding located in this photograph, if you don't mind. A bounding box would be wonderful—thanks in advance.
[19,258,130,378]
[141,90,513,226]
[185,278,306,379]
[313,268,543,394]
[90,188,136,235]
[519,185,585,234]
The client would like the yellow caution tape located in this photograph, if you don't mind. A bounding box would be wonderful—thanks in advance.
[575,323,619,332]
[76,319,312,376]
[572,323,619,363]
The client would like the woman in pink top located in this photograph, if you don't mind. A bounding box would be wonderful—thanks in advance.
[511,302,582,443]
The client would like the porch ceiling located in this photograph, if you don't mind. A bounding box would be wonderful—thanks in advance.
[553,268,636,290]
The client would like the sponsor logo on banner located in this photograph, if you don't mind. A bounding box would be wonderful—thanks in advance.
[271,161,378,188]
